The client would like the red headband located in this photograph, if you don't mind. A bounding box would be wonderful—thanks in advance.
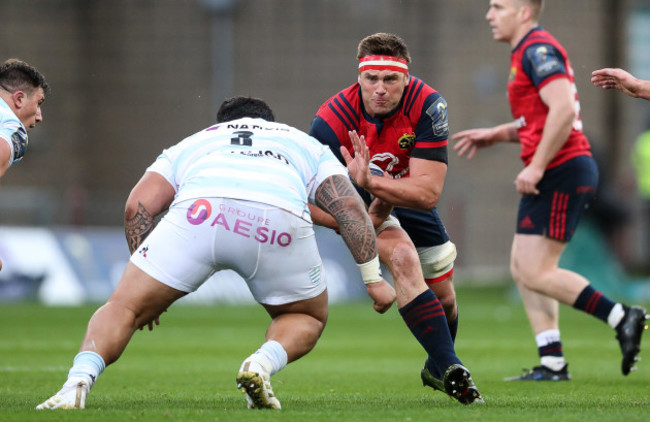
[359,55,409,75]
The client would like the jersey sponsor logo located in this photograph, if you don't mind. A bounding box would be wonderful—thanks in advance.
[186,199,293,246]
[397,132,415,149]
[187,199,212,225]
[206,123,290,132]
[528,44,562,77]
[427,97,449,137]
[509,66,517,82]
[11,131,27,161]
[211,212,292,247]
[231,149,290,165]
[369,152,408,178]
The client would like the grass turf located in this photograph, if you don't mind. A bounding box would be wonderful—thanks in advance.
[1,284,648,421]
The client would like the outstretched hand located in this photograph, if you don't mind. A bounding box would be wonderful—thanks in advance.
[451,128,496,159]
[366,279,396,313]
[591,68,640,98]
[341,130,373,189]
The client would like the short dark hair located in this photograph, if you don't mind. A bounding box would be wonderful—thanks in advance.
[0,58,50,96]
[216,96,275,123]
[357,33,411,64]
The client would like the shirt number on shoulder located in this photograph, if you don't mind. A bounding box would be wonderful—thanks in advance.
[231,130,253,146]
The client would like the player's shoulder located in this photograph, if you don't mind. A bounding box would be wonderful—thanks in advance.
[317,83,360,114]
[403,76,442,117]
[313,83,361,137]
[0,99,22,128]
[520,28,564,54]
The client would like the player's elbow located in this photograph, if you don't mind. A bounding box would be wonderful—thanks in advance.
[124,193,139,221]
[557,101,577,128]
[416,191,441,211]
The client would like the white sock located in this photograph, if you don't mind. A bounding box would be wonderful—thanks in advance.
[540,356,566,371]
[607,303,625,328]
[535,329,561,348]
[536,329,565,371]
[255,340,288,376]
[239,353,272,376]
[239,340,288,376]
[66,351,106,389]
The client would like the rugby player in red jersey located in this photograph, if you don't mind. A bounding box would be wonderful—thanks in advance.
[310,32,482,404]
[453,0,648,381]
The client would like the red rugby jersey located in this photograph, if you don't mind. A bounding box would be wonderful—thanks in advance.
[508,27,591,169]
[310,76,449,179]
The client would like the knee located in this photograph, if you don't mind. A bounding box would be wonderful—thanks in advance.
[386,241,421,276]
[311,310,328,337]
[510,256,542,290]
[104,298,156,331]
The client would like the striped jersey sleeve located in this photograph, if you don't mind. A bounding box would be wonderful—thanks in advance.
[0,98,28,167]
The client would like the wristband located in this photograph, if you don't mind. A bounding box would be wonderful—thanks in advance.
[357,255,382,284]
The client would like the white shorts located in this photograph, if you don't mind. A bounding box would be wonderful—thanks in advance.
[130,198,326,305]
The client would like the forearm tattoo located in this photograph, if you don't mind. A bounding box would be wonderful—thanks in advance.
[315,175,377,263]
[125,201,155,254]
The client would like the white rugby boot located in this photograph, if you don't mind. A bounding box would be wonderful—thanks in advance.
[236,354,281,409]
[35,377,90,410]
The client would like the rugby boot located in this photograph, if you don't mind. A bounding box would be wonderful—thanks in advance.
[505,364,571,381]
[616,305,649,375]
[35,378,89,410]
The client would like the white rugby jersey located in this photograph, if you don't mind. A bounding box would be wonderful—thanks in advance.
[0,97,28,167]
[147,117,348,222]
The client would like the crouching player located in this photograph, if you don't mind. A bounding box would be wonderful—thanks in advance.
[35,96,396,410]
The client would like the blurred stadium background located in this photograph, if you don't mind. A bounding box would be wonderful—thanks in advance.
[2,0,650,305]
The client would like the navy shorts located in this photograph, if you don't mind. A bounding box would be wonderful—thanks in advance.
[393,207,450,248]
[353,182,450,248]
[516,155,598,241]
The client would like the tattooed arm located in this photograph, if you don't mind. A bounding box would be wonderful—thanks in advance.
[315,174,376,264]
[315,174,395,313]
[124,172,175,254]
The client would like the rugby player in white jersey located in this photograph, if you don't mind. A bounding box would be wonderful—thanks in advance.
[0,58,48,179]
[0,58,49,271]
[36,96,396,410]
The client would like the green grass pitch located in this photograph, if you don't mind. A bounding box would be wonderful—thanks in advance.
[1,284,648,421]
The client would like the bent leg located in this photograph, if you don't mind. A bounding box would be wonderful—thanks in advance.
[261,290,329,363]
[80,262,187,365]
[418,243,458,323]
[36,262,186,410]
[377,226,480,402]
[428,277,458,338]
[237,290,328,409]
[510,234,588,334]
[378,227,428,306]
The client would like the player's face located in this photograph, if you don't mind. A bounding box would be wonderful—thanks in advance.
[486,0,521,44]
[358,69,408,118]
[16,87,45,131]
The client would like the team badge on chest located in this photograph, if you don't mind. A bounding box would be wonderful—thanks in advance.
[398,133,416,149]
